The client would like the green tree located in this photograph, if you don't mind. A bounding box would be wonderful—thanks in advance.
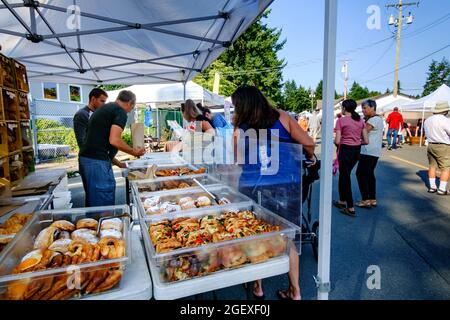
[194,10,286,104]
[99,84,128,91]
[422,58,450,96]
[192,60,237,97]
[348,82,369,100]
[282,80,300,111]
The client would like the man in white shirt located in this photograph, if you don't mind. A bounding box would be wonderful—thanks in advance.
[424,101,450,195]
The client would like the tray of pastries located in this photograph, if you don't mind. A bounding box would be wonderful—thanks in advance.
[135,185,252,218]
[131,174,221,193]
[0,213,32,254]
[140,203,300,283]
[0,205,131,300]
[126,163,206,181]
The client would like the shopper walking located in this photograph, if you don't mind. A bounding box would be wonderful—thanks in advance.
[356,100,383,208]
[79,90,145,207]
[308,109,321,142]
[424,101,450,195]
[333,99,369,217]
[386,107,404,150]
[232,85,316,300]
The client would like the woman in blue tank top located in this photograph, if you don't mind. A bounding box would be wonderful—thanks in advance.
[231,86,316,300]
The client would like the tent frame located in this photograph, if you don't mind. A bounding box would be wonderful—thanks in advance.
[0,0,244,84]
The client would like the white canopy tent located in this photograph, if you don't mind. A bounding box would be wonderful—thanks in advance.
[0,0,270,85]
[106,81,225,107]
[0,0,338,300]
[395,84,450,112]
[393,84,450,146]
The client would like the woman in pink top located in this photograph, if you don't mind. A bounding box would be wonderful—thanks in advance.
[333,99,369,217]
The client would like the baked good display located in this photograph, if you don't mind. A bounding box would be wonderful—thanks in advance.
[138,180,193,192]
[149,210,284,282]
[50,220,75,232]
[142,194,215,215]
[0,213,32,252]
[4,217,127,300]
[75,218,98,231]
[100,218,123,232]
[155,166,206,177]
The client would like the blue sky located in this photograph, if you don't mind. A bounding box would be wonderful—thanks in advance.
[265,0,450,96]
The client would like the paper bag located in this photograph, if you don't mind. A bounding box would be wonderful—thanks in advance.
[131,123,145,149]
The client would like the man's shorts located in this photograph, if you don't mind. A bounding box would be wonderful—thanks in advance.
[427,143,450,170]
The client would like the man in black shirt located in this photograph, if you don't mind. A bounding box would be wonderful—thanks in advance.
[73,88,108,150]
[79,90,145,207]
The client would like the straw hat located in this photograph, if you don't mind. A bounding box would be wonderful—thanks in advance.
[432,101,450,114]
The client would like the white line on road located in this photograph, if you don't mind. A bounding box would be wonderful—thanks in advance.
[389,156,429,170]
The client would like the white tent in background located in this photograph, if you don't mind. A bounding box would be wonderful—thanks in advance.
[106,81,224,108]
[394,84,450,112]
[396,84,450,146]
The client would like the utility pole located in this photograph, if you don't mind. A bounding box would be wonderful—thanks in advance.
[341,59,350,100]
[387,1,419,97]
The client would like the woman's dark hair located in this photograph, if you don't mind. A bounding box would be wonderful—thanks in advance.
[231,86,279,129]
[342,99,360,122]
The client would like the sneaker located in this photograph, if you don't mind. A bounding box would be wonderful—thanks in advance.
[387,146,392,150]
[428,188,438,193]
[437,189,450,195]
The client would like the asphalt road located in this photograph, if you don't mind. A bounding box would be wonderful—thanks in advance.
[68,144,450,300]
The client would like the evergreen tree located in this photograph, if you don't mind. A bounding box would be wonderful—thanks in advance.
[422,58,450,96]
[348,81,370,101]
[194,10,286,104]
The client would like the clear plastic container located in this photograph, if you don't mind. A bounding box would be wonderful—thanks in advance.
[131,174,221,193]
[140,202,300,283]
[125,163,205,180]
[134,185,253,219]
[0,205,131,300]
[0,195,53,258]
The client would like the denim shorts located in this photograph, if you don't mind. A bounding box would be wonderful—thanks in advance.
[79,156,116,207]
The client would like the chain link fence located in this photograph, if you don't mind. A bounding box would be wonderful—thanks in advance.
[35,117,77,162]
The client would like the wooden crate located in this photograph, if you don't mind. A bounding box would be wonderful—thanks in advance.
[0,123,8,157]
[2,88,19,121]
[6,122,22,153]
[0,54,16,90]
[20,121,33,149]
[8,152,23,185]
[22,148,35,176]
[18,92,30,120]
[14,60,29,93]
[0,156,10,181]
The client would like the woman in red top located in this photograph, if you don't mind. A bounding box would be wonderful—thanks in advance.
[333,99,369,216]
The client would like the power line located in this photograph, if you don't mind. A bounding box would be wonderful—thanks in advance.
[402,12,450,40]
[353,39,396,79]
[363,43,450,83]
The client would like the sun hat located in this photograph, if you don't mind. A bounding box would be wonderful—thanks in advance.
[432,101,450,114]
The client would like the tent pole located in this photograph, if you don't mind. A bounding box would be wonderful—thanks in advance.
[420,105,425,147]
[317,0,338,301]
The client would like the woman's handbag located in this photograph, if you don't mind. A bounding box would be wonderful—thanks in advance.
[332,145,340,176]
